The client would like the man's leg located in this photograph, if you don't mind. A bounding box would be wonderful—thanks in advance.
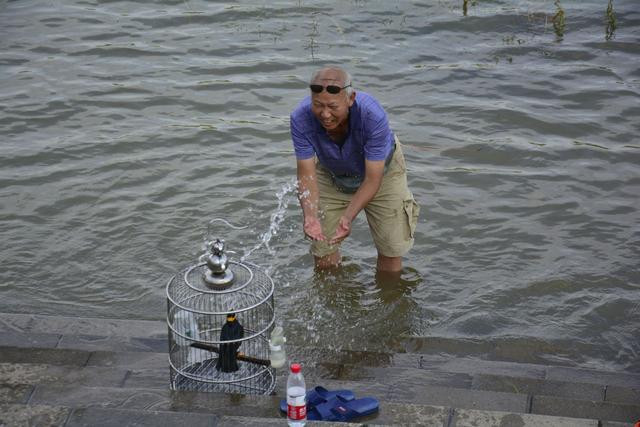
[365,140,419,273]
[376,254,402,272]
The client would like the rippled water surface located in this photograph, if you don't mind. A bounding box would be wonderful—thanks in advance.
[1,0,639,372]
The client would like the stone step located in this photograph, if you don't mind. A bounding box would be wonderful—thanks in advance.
[5,386,632,427]
[2,313,639,425]
[2,342,638,408]
[0,403,359,427]
[2,366,638,426]
[2,359,638,424]
[305,360,640,406]
[0,403,71,426]
[3,401,630,427]
[0,312,166,338]
[1,332,637,410]
[3,319,638,401]
[290,344,640,392]
[399,335,597,366]
[1,341,639,423]
[2,312,637,393]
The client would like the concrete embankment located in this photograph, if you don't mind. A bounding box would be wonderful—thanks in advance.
[0,312,638,426]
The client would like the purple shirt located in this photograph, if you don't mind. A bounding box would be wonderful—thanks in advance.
[290,91,395,176]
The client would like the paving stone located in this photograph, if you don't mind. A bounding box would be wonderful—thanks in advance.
[0,403,70,426]
[275,359,472,390]
[57,334,167,353]
[452,408,598,427]
[547,366,640,389]
[288,379,527,413]
[29,384,172,410]
[65,407,217,427]
[400,336,572,366]
[472,373,604,401]
[166,389,284,418]
[277,375,526,413]
[174,393,446,426]
[86,349,168,369]
[532,394,640,423]
[393,352,553,384]
[387,382,528,413]
[368,402,448,426]
[29,384,284,418]
[606,385,640,405]
[0,346,90,366]
[0,363,49,386]
[0,312,166,339]
[0,331,61,349]
[218,416,363,426]
[288,345,395,368]
[0,363,129,388]
[123,368,170,389]
[274,376,397,402]
[341,365,473,390]
[0,384,33,404]
[438,357,548,380]
[273,370,377,394]
[205,415,284,426]
[601,421,637,427]
[391,352,450,368]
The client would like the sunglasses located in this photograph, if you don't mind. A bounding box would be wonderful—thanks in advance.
[309,83,352,94]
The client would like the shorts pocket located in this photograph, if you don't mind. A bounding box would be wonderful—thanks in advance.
[403,198,419,239]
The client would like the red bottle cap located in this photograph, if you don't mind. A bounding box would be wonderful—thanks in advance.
[290,363,301,373]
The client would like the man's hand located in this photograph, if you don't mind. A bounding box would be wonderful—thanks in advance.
[304,216,326,241]
[329,215,352,245]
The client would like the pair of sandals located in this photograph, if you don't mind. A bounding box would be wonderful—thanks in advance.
[280,386,379,422]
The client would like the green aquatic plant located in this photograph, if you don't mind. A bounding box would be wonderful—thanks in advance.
[305,14,320,60]
[606,0,617,41]
[462,0,478,17]
[552,0,566,41]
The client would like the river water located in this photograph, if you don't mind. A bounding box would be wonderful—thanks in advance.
[1,0,639,373]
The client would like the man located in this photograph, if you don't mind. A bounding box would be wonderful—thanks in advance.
[291,66,419,273]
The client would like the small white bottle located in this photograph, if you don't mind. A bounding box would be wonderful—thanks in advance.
[286,363,306,427]
[269,326,287,368]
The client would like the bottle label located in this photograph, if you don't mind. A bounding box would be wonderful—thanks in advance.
[287,403,306,420]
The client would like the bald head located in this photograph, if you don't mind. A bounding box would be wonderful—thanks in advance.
[310,66,353,96]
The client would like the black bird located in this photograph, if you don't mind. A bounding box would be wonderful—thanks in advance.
[215,313,244,372]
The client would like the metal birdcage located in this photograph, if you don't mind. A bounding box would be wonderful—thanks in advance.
[166,228,276,395]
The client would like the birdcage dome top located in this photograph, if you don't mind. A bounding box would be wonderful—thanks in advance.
[166,260,274,315]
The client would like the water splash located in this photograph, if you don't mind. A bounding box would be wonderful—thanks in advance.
[241,178,298,263]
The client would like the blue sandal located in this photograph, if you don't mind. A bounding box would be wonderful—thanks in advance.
[279,386,355,414]
[329,395,379,422]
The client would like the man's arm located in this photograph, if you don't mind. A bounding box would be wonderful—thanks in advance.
[329,159,385,245]
[296,158,326,241]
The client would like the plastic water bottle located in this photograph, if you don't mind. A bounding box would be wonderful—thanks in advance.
[286,363,306,427]
[268,326,287,368]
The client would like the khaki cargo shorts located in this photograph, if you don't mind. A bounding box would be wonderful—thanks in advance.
[312,138,420,258]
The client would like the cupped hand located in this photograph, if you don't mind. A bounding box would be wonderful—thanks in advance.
[303,217,326,241]
[329,216,351,245]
